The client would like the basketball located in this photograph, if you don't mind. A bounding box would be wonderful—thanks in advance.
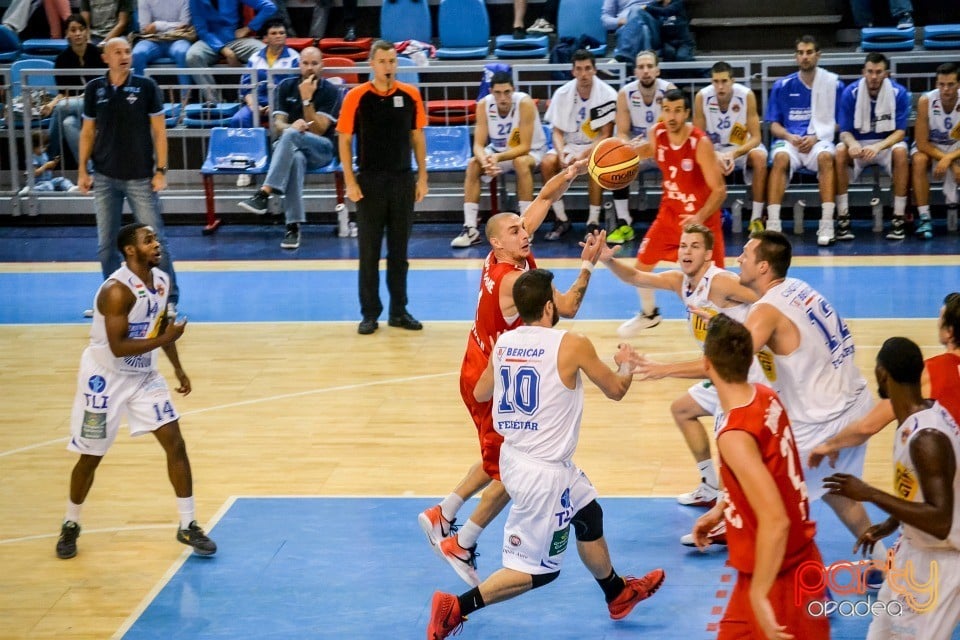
[588,138,640,190]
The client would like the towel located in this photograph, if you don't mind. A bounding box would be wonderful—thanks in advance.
[854,77,896,135]
[545,78,617,133]
[806,67,839,141]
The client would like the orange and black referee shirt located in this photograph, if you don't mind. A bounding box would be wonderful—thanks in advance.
[336,80,427,173]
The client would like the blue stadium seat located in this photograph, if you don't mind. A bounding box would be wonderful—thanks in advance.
[10,59,56,128]
[182,102,242,128]
[861,27,915,52]
[436,0,490,60]
[923,24,960,50]
[380,0,432,44]
[493,34,549,59]
[201,127,270,233]
[371,55,420,85]
[163,103,182,127]
[558,0,608,56]
[423,125,471,171]
[20,38,68,61]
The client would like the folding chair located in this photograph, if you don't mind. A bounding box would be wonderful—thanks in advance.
[200,127,270,234]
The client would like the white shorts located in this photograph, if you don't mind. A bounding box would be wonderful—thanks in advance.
[717,143,768,186]
[68,348,179,456]
[483,143,545,172]
[796,388,874,502]
[841,140,908,182]
[867,538,960,640]
[910,141,960,196]
[499,443,599,575]
[771,139,836,180]
[546,141,594,166]
[688,380,720,416]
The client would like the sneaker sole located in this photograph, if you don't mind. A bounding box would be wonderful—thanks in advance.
[418,512,444,557]
[680,534,727,547]
[238,202,268,215]
[56,547,77,559]
[610,571,666,620]
[676,497,718,507]
[442,550,481,587]
[178,537,217,556]
[616,319,661,339]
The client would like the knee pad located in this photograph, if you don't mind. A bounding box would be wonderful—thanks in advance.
[571,499,604,542]
[531,570,560,589]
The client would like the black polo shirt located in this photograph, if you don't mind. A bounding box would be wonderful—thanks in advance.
[336,80,426,173]
[274,76,344,143]
[83,72,164,180]
[55,45,107,90]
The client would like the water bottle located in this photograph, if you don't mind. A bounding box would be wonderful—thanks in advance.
[793,200,806,236]
[603,200,616,232]
[731,199,744,234]
[336,203,349,238]
[871,197,883,233]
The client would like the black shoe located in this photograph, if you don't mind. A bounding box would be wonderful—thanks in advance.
[176,520,217,556]
[56,521,80,559]
[358,318,379,335]
[886,216,906,240]
[239,190,269,215]
[544,219,571,241]
[344,25,356,41]
[281,224,300,249]
[896,12,913,28]
[388,312,423,330]
[513,27,526,39]
[836,215,855,241]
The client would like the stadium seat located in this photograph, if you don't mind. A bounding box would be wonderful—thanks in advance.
[10,59,56,128]
[557,0,608,56]
[319,37,373,61]
[20,38,67,61]
[322,56,359,85]
[923,24,960,50]
[200,127,270,234]
[493,34,549,59]
[426,99,477,125]
[163,103,182,127]
[285,37,315,51]
[0,24,20,62]
[423,125,471,171]
[182,102,242,128]
[380,0,432,44]
[860,27,915,51]
[436,0,490,60]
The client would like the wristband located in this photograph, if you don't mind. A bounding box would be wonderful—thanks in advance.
[617,361,632,376]
[580,260,594,273]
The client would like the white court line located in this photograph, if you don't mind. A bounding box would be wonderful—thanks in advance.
[0,523,172,545]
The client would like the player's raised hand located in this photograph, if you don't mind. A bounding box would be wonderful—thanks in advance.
[578,229,607,264]
[853,519,897,556]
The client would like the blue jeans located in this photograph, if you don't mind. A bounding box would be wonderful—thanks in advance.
[229,104,263,128]
[850,0,913,25]
[94,176,179,303]
[132,39,193,90]
[613,6,661,62]
[186,38,265,100]
[47,96,83,160]
[33,176,75,191]
[263,128,334,224]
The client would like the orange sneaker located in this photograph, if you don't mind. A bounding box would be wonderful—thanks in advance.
[427,591,466,640]
[418,505,455,555]
[439,534,480,587]
[608,569,666,620]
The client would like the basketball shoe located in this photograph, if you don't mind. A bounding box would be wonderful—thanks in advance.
[427,591,466,639]
[176,521,217,555]
[418,504,457,555]
[608,569,666,620]
[677,482,719,507]
[439,534,481,587]
[616,308,661,338]
[680,521,727,547]
[56,521,80,559]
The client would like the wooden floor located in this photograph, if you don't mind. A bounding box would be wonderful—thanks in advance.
[0,318,936,638]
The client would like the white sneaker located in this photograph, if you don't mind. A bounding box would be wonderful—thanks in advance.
[450,226,481,248]
[236,174,251,187]
[348,221,358,238]
[527,18,555,34]
[817,219,835,246]
[616,308,661,338]
[680,521,727,547]
[766,218,782,232]
[18,186,30,196]
[677,482,719,507]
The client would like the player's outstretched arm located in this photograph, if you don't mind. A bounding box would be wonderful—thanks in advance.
[711,272,760,306]
[572,336,635,401]
[474,357,495,403]
[522,158,588,236]
[599,241,684,293]
[554,230,605,318]
[808,400,895,468]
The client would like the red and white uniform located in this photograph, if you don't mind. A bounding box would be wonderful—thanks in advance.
[459,251,537,479]
[637,124,725,267]
[716,384,829,640]
[926,352,960,423]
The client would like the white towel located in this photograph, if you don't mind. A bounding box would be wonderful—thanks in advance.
[807,67,839,141]
[854,77,896,135]
[544,78,617,133]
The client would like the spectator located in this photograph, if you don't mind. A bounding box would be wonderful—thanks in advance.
[850,0,913,29]
[19,131,79,195]
[693,60,768,234]
[186,0,276,103]
[309,0,358,41]
[835,52,910,241]
[231,19,299,130]
[765,35,842,243]
[602,0,661,65]
[541,49,617,240]
[0,0,70,38]
[451,71,548,248]
[646,0,694,61]
[912,62,960,239]
[237,48,340,250]
[131,0,195,99]
[81,0,133,44]
[514,0,559,36]
[41,14,106,165]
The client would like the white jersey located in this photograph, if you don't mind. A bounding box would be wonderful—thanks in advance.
[893,402,960,550]
[698,82,754,152]
[481,91,547,154]
[922,88,960,150]
[755,278,867,450]
[88,264,170,374]
[621,78,672,137]
[682,264,751,348]
[491,326,583,464]
[545,78,618,146]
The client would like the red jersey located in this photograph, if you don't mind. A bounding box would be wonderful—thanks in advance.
[718,384,817,575]
[653,124,717,220]
[469,251,537,355]
[927,352,960,423]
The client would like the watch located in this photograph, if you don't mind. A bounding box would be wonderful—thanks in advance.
[302,99,312,107]
[155,166,167,175]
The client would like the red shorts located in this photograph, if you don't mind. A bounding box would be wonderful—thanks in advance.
[459,340,504,480]
[718,545,830,640]
[637,208,725,268]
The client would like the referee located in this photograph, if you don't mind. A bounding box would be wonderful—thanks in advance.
[337,40,428,335]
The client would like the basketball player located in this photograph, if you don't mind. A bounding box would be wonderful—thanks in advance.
[808,291,960,466]
[691,315,829,640]
[419,160,605,587]
[452,72,548,248]
[694,61,768,234]
[608,50,676,245]
[599,224,758,512]
[427,269,665,639]
[617,88,727,339]
[824,337,960,640]
[911,62,960,239]
[540,49,617,241]
[55,223,216,560]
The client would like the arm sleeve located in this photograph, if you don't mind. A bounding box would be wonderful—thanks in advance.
[601,0,621,31]
[244,0,277,33]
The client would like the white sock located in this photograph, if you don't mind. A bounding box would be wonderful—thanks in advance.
[552,200,568,221]
[697,459,718,489]
[894,196,907,217]
[517,200,532,214]
[463,202,479,229]
[587,204,601,225]
[65,500,83,524]
[457,519,484,549]
[767,204,781,222]
[751,201,764,220]
[614,199,632,225]
[821,202,835,221]
[918,205,931,219]
[638,288,656,316]
[837,193,849,215]
[439,494,464,523]
[176,496,195,529]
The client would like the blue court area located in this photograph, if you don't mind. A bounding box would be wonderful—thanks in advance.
[1,264,958,324]
[123,497,955,640]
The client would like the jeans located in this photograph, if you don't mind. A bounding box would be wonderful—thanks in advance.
[850,0,913,25]
[229,104,262,128]
[132,39,193,90]
[47,96,83,161]
[94,176,179,303]
[185,38,265,100]
[32,176,75,191]
[613,6,661,62]
[263,128,334,224]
